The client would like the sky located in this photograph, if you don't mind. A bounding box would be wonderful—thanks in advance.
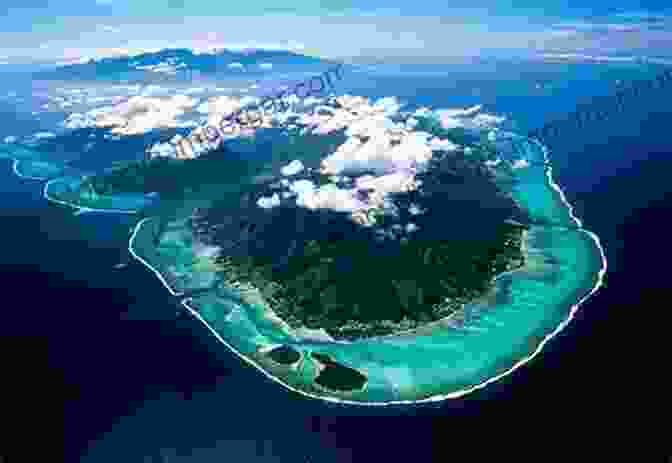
[1,1,672,63]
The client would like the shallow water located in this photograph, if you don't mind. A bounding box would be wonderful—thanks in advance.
[13,95,606,405]
[2,58,666,459]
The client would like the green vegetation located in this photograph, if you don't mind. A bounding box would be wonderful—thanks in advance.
[88,156,251,199]
[413,115,477,147]
[88,126,526,341]
[214,222,525,340]
[266,345,301,365]
[86,130,347,199]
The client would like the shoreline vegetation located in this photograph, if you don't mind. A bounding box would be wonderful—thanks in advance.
[30,88,608,403]
[20,54,611,402]
[188,133,529,340]
[169,64,345,159]
[207,222,527,341]
[76,92,532,341]
[36,129,606,404]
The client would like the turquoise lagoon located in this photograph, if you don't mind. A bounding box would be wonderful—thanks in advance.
[1,115,606,405]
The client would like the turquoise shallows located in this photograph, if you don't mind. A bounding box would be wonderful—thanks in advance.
[13,121,605,405]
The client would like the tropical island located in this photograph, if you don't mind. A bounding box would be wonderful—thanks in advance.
[36,88,605,404]
[187,142,529,341]
[78,94,531,340]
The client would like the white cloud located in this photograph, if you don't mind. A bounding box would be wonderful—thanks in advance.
[512,159,530,169]
[281,159,305,176]
[436,105,482,118]
[428,137,459,152]
[257,193,281,209]
[0,15,534,63]
[32,132,56,139]
[76,94,198,135]
[4,11,672,64]
[149,141,178,158]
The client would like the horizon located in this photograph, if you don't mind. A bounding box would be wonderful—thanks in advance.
[1,3,672,65]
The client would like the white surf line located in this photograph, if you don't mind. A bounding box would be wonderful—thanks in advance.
[12,159,48,181]
[172,135,607,407]
[257,343,284,354]
[42,178,185,297]
[128,217,185,297]
[257,343,304,369]
[43,178,139,215]
[27,108,606,405]
[180,297,366,405]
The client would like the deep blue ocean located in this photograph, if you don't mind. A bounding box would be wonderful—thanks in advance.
[1,59,668,460]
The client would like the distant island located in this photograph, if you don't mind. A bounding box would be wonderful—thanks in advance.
[33,48,336,83]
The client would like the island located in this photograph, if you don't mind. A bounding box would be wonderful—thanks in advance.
[31,91,606,405]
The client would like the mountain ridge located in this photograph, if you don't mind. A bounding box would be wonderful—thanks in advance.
[33,47,336,81]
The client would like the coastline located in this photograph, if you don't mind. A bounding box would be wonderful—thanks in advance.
[29,109,607,405]
[128,217,185,297]
[133,136,606,405]
[43,177,140,215]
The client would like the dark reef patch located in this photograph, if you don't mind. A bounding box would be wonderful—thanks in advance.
[311,352,368,392]
[266,345,301,365]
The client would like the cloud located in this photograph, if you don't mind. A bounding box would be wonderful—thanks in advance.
[6,12,672,64]
[73,94,199,135]
[540,12,672,57]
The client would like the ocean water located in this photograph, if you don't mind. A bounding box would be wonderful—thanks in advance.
[1,59,668,460]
